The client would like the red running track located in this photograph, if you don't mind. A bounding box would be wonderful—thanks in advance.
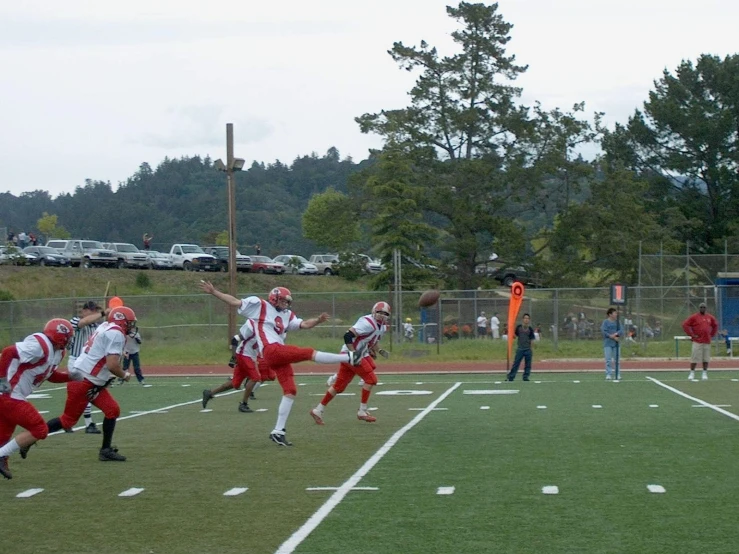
[145,358,739,377]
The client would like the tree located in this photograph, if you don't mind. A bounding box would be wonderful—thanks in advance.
[602,54,739,251]
[37,212,69,241]
[354,1,596,288]
[302,188,360,250]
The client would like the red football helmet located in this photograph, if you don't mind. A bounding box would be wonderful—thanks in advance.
[108,306,137,334]
[43,318,74,349]
[268,287,292,311]
[372,301,391,324]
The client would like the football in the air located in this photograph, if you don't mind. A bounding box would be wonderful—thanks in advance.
[418,289,440,308]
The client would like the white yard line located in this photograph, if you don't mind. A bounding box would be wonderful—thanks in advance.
[275,382,462,554]
[646,376,739,422]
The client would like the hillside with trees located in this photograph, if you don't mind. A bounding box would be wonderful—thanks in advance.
[2,2,739,291]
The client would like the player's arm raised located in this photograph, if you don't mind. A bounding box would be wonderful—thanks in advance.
[199,280,241,308]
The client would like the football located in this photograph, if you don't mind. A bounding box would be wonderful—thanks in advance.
[418,289,441,308]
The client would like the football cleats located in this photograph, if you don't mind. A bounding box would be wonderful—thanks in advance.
[108,306,137,334]
[268,287,292,311]
[43,318,74,349]
[372,302,391,324]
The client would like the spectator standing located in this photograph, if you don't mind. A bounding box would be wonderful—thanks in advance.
[142,233,153,251]
[719,329,732,356]
[601,308,622,381]
[17,231,27,249]
[28,233,37,246]
[122,325,145,385]
[490,313,501,339]
[254,243,261,256]
[0,319,76,479]
[682,302,719,381]
[68,300,106,434]
[198,281,365,446]
[403,318,414,342]
[6,230,14,245]
[476,311,487,339]
[505,313,536,382]
[310,302,389,425]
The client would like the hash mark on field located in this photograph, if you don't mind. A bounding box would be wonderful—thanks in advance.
[276,382,461,554]
[307,487,378,491]
[647,484,666,493]
[200,409,213,413]
[16,488,44,498]
[437,486,455,495]
[573,380,581,383]
[542,486,559,495]
[27,394,52,399]
[223,487,248,496]
[649,404,659,408]
[537,405,547,409]
[480,406,490,410]
[119,488,144,497]
[592,405,603,409]
[647,377,739,423]
[181,384,191,387]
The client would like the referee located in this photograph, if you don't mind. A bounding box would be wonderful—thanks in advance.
[68,300,107,434]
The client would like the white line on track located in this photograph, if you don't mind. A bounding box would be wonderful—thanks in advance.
[274,382,462,554]
[647,376,739,422]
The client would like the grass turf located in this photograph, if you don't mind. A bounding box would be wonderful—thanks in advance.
[3,372,739,554]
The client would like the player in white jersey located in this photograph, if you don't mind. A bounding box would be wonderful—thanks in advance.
[310,302,389,425]
[0,318,76,479]
[202,319,269,412]
[198,281,366,446]
[43,306,137,462]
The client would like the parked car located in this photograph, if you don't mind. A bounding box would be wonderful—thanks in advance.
[23,246,71,267]
[201,246,252,272]
[358,254,385,274]
[489,265,540,287]
[250,255,286,274]
[45,239,117,268]
[272,255,318,275]
[103,242,149,269]
[309,254,339,275]
[0,246,36,266]
[144,250,174,270]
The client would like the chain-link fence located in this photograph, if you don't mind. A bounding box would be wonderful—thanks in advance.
[1,285,735,354]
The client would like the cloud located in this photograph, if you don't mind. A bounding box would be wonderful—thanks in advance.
[135,105,274,148]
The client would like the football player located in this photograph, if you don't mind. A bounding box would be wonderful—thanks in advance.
[310,301,390,425]
[42,306,138,462]
[0,318,78,479]
[199,281,366,446]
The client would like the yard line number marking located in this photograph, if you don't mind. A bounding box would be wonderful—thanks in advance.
[275,382,462,554]
[647,376,739,422]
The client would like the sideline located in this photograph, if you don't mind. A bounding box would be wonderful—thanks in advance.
[646,376,739,422]
[274,381,462,554]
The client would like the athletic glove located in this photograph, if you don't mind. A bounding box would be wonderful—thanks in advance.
[378,349,390,359]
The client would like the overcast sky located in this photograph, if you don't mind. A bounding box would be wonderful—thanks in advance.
[0,0,734,197]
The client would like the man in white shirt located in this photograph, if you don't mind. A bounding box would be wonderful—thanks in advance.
[490,313,501,339]
[476,311,487,339]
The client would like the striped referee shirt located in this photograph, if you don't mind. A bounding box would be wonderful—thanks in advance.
[68,316,100,358]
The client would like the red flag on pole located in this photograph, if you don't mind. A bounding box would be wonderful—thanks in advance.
[507,282,526,364]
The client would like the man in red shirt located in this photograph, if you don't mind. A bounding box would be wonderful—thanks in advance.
[682,302,718,381]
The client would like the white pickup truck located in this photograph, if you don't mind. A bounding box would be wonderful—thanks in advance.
[168,244,218,271]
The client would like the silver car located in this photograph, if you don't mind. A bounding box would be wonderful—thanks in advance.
[273,255,319,275]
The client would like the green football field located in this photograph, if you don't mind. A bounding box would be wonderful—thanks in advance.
[3,371,739,554]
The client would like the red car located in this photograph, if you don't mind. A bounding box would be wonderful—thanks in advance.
[250,255,286,274]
